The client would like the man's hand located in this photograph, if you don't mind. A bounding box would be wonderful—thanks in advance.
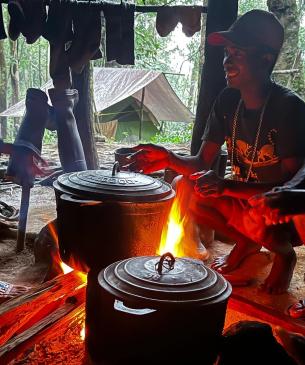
[190,170,226,198]
[123,143,170,174]
[3,143,48,187]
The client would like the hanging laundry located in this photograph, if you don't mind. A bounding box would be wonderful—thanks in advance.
[156,7,179,37]
[67,3,102,74]
[7,0,25,41]
[7,0,46,44]
[104,2,135,65]
[179,6,201,37]
[43,0,73,45]
[156,6,201,37]
[43,0,73,89]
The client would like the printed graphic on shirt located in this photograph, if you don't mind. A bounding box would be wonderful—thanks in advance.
[226,129,279,181]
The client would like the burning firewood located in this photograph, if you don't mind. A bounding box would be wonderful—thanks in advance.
[0,270,86,347]
[1,302,86,364]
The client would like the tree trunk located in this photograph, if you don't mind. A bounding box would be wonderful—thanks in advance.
[0,40,7,139]
[197,0,207,91]
[9,40,20,136]
[72,63,99,169]
[191,0,238,155]
[268,0,305,97]
[45,42,49,82]
[38,39,42,87]
[187,64,198,112]
[9,40,19,104]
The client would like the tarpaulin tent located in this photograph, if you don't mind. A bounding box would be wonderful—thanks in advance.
[0,67,194,140]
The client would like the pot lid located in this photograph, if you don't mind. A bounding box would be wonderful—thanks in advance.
[54,162,174,202]
[98,253,232,308]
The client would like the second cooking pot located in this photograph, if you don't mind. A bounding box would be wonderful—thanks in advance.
[86,254,232,365]
[53,163,175,272]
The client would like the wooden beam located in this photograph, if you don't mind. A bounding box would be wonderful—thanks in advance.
[0,303,85,364]
[191,0,238,155]
[0,271,86,347]
[0,292,85,358]
[228,294,305,336]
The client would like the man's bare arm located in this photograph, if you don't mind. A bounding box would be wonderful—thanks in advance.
[168,140,221,176]
[125,141,221,176]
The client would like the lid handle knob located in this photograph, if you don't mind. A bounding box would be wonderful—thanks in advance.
[155,252,175,275]
[112,161,120,176]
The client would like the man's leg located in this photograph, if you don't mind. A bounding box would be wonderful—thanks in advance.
[288,215,305,314]
[293,215,305,242]
[190,197,261,273]
[261,224,297,294]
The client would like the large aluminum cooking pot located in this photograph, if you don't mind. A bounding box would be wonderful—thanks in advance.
[53,163,175,272]
[86,254,232,365]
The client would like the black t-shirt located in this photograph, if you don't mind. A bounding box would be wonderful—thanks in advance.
[202,83,305,183]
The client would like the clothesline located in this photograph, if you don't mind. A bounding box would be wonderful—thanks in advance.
[0,0,208,14]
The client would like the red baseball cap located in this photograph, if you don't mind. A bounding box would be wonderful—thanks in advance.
[207,9,284,54]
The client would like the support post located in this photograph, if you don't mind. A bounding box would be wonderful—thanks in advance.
[72,63,99,169]
[139,87,145,141]
[191,0,238,155]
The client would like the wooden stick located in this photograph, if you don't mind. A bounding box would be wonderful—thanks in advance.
[0,303,86,364]
[16,185,31,252]
[0,290,85,357]
[228,294,305,336]
[0,271,86,346]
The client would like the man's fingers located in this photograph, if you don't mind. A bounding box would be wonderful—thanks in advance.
[131,144,157,152]
[189,171,207,180]
[195,186,218,196]
[195,180,217,190]
[123,161,142,172]
[127,150,150,162]
[248,194,264,207]
[124,159,167,174]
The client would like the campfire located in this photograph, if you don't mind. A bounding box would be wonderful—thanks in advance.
[0,193,189,363]
[157,188,187,258]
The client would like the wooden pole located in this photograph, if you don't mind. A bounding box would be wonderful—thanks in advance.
[139,87,145,141]
[191,0,238,155]
[16,185,31,252]
[0,271,86,347]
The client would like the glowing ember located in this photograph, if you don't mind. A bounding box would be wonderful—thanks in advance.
[60,261,73,274]
[48,221,87,283]
[80,326,86,340]
[157,195,186,258]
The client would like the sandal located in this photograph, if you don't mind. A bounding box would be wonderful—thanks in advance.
[0,201,19,220]
[0,280,31,303]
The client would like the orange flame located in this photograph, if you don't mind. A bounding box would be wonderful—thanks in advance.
[48,221,87,283]
[157,192,187,258]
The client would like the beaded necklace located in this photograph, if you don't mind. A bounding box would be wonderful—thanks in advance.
[231,90,272,182]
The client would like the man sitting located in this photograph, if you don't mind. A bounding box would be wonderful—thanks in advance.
[126,10,305,294]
